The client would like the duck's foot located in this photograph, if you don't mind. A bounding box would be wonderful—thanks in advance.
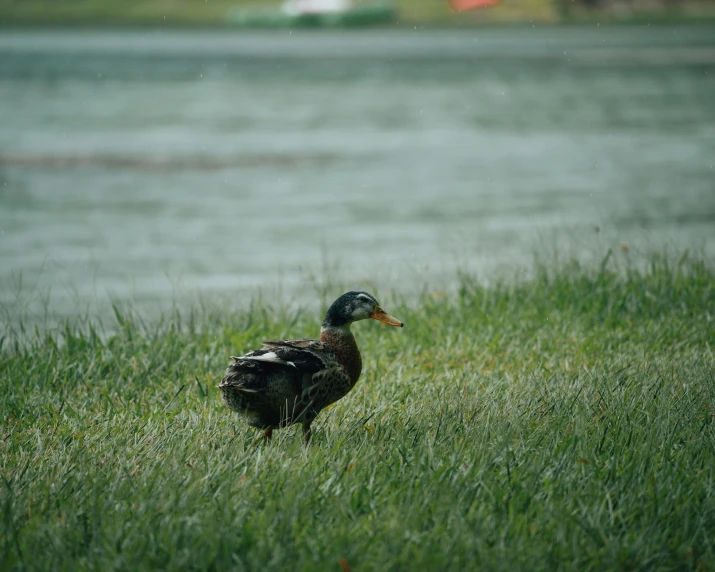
[263,429,273,440]
[302,424,312,445]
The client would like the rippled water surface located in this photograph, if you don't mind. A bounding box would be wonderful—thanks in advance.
[1,27,714,320]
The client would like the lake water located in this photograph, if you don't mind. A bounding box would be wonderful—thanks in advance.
[1,27,714,322]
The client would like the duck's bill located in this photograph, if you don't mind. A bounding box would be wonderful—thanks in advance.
[371,306,404,327]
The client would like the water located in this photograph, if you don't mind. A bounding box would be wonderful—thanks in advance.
[1,27,714,322]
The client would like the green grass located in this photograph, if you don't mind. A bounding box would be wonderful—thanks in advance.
[1,250,714,570]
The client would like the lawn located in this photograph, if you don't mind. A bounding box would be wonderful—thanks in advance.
[1,249,713,570]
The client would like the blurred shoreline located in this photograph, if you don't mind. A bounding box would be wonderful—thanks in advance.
[2,0,715,28]
[2,25,714,325]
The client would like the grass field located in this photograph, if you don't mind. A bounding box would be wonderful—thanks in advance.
[1,249,714,570]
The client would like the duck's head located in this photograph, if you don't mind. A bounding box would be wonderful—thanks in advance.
[322,291,403,330]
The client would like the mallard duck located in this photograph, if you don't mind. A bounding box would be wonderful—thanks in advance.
[219,291,403,442]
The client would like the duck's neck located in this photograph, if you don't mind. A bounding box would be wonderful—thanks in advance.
[320,325,362,385]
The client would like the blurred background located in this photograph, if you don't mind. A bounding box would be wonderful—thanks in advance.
[1,0,714,323]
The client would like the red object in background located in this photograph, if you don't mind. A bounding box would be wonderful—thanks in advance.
[449,0,502,10]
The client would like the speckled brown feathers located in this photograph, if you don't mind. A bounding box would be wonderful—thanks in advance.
[218,291,403,442]
[218,338,351,432]
[220,356,304,429]
[318,329,362,386]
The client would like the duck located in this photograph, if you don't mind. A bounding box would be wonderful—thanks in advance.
[219,291,403,443]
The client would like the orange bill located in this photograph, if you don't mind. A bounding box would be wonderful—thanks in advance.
[370,306,404,327]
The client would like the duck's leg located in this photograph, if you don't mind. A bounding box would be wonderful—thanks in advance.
[302,423,312,445]
[263,428,273,440]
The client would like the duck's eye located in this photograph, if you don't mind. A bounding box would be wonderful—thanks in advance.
[356,294,371,303]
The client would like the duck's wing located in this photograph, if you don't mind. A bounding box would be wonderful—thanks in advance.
[228,338,337,375]
[224,338,352,427]
[253,339,353,421]
[221,345,307,428]
[245,338,339,374]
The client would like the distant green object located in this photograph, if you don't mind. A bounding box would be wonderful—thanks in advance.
[226,3,396,28]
